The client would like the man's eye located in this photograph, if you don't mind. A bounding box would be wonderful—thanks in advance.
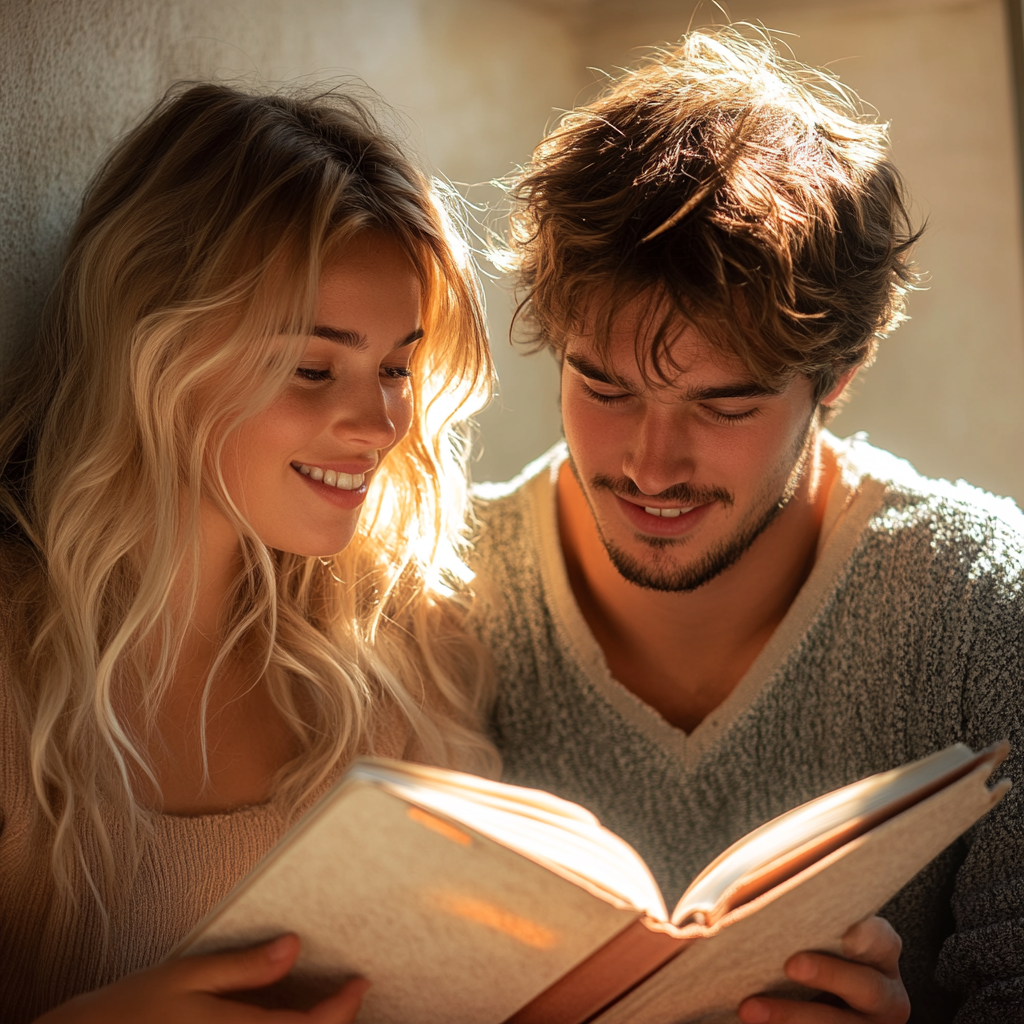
[703,405,760,424]
[295,367,333,382]
[582,381,627,404]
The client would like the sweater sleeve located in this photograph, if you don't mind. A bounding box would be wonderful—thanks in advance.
[934,559,1024,1023]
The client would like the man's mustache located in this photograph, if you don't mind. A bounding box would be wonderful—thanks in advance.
[592,474,734,508]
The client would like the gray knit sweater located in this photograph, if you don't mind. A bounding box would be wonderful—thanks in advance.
[469,434,1024,1024]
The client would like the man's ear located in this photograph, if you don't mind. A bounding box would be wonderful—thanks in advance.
[820,365,859,408]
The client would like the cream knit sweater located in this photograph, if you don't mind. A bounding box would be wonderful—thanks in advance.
[0,609,404,1023]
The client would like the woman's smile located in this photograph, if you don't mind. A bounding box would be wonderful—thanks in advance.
[217,232,420,558]
[292,462,368,490]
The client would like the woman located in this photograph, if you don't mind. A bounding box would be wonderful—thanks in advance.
[0,83,498,1022]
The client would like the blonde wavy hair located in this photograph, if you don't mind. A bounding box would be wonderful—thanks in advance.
[0,82,498,914]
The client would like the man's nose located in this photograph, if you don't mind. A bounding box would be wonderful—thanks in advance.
[623,409,696,496]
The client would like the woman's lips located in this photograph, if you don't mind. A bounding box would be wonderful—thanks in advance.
[292,462,370,510]
[293,461,365,490]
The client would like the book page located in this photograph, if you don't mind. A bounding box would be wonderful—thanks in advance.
[592,759,1009,1024]
[671,742,998,926]
[352,760,668,920]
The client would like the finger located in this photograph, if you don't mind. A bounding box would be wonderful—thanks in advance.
[785,952,908,1019]
[170,934,301,994]
[738,994,853,1023]
[841,916,902,977]
[307,978,371,1024]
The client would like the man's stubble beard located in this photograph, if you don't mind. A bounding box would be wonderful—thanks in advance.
[568,415,818,593]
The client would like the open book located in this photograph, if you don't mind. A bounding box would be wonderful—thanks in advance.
[174,741,1010,1024]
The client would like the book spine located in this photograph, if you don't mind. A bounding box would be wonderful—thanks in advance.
[504,919,692,1024]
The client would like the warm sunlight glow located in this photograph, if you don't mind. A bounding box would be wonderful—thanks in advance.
[428,890,560,949]
[408,806,473,846]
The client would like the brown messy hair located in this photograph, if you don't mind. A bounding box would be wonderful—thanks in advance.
[505,26,923,402]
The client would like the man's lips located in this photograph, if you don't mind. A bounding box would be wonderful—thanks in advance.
[615,495,713,535]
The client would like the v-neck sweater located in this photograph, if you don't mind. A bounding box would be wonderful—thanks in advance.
[469,432,1024,1024]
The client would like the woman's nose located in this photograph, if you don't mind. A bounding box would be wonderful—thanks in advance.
[330,377,398,451]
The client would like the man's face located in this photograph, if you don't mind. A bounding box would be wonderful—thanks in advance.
[560,307,820,592]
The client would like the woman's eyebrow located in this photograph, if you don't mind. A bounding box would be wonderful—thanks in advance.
[395,327,425,349]
[312,326,363,347]
[310,326,424,350]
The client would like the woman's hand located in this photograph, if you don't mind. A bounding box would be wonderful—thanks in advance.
[737,916,910,1024]
[34,934,368,1024]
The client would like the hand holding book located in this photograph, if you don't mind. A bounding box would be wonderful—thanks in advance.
[737,916,909,1024]
[33,934,369,1024]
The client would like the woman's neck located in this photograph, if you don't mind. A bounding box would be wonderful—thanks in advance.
[137,501,298,815]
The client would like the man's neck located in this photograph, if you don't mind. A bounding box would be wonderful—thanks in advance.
[556,434,839,734]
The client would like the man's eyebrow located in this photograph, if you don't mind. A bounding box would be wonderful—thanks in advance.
[311,326,424,350]
[564,353,778,401]
[564,353,637,392]
[683,381,782,401]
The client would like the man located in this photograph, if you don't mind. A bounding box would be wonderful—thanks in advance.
[470,27,1023,1024]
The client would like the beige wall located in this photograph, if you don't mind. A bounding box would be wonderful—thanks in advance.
[3,0,1024,498]
[0,0,579,480]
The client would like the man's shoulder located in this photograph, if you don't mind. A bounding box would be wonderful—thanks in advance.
[472,441,566,506]
[835,432,1024,582]
[469,442,566,557]
[466,445,570,660]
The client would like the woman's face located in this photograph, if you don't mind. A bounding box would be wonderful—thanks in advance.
[217,233,422,557]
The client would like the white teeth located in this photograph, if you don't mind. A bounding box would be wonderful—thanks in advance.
[644,506,694,518]
[296,463,365,490]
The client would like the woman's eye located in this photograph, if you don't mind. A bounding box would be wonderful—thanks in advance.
[381,365,413,381]
[295,367,333,383]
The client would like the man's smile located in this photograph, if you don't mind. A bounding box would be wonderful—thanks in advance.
[614,494,714,538]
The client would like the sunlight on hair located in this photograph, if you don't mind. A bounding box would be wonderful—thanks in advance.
[501,23,922,406]
[0,82,500,924]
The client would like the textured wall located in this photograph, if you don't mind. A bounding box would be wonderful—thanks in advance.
[0,0,578,481]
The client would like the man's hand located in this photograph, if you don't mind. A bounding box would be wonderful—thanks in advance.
[737,916,910,1024]
[33,934,369,1024]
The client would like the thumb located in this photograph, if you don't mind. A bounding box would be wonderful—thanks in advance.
[309,977,372,1024]
[174,933,301,995]
[842,915,902,977]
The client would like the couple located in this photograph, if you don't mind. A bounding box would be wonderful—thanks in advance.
[1,27,1020,1024]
